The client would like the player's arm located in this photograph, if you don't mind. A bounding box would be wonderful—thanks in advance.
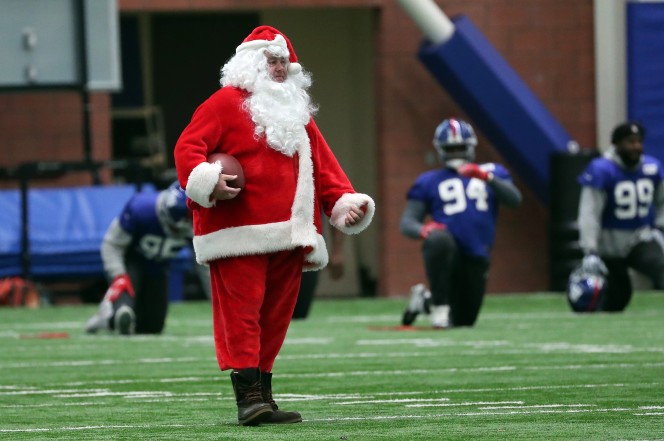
[577,186,606,255]
[100,219,132,281]
[487,176,522,208]
[654,181,664,229]
[399,199,428,239]
[458,163,521,207]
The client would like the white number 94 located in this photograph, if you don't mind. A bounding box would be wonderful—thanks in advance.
[438,177,488,215]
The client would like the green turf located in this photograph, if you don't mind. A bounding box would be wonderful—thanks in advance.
[1,292,663,440]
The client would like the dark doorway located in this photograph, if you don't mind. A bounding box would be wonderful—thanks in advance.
[151,13,258,166]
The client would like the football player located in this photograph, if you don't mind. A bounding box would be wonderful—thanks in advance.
[85,181,211,335]
[576,121,664,311]
[400,118,522,328]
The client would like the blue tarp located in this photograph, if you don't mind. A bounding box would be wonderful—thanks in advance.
[0,184,155,278]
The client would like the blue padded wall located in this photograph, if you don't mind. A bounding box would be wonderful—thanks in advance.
[627,2,664,163]
[419,15,573,204]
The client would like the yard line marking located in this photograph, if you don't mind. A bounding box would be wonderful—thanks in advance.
[323,309,662,324]
[479,404,594,409]
[406,401,524,408]
[1,356,205,369]
[0,389,109,396]
[306,406,643,421]
[0,402,99,408]
[355,338,510,347]
[335,398,451,405]
[0,423,201,434]
[1,406,658,434]
[525,362,664,370]
[284,338,333,344]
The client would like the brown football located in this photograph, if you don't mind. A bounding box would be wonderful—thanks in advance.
[208,153,245,189]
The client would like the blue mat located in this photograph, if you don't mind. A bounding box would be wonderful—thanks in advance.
[0,184,155,278]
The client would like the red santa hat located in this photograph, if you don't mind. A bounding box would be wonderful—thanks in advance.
[235,25,302,75]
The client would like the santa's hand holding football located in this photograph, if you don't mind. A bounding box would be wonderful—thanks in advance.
[211,174,242,201]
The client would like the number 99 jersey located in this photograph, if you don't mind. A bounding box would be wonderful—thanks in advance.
[578,155,664,230]
[406,163,512,258]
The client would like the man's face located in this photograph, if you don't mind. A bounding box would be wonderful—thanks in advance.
[615,133,643,168]
[265,53,288,83]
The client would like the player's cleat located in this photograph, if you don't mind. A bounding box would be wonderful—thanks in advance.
[84,299,113,333]
[430,304,451,329]
[401,283,432,326]
[114,305,136,335]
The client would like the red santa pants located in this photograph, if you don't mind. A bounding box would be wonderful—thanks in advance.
[208,248,304,372]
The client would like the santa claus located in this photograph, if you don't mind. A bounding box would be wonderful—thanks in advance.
[174,26,375,426]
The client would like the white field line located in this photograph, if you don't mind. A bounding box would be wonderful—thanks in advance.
[2,348,663,371]
[2,306,662,331]
[0,383,658,403]
[323,309,663,323]
[1,406,661,434]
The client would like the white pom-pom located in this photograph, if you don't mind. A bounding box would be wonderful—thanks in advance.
[288,62,302,75]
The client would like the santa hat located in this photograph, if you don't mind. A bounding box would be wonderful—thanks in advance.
[235,25,302,75]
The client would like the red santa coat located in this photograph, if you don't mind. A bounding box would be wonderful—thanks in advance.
[174,86,375,269]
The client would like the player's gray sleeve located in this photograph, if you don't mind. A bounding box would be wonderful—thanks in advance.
[577,186,605,255]
[655,181,664,229]
[488,176,522,207]
[100,219,132,280]
[400,199,428,239]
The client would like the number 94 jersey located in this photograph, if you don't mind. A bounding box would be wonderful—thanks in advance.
[578,155,664,230]
[406,163,512,258]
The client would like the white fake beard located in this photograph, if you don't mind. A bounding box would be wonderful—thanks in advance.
[245,72,312,157]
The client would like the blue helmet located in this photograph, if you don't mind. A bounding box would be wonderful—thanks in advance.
[157,181,190,230]
[566,266,607,312]
[432,118,478,168]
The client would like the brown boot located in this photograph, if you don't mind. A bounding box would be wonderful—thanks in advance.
[230,368,273,426]
[260,372,302,424]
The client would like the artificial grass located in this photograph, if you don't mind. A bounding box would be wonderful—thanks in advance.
[1,292,662,440]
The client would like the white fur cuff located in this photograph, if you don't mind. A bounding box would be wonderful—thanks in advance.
[330,193,376,234]
[186,161,221,208]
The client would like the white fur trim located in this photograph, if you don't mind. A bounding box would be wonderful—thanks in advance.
[192,131,327,267]
[236,34,287,55]
[289,129,317,247]
[186,161,221,208]
[192,221,328,266]
[304,234,329,271]
[288,63,302,75]
[330,193,376,234]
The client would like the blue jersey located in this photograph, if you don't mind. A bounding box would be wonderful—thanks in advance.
[118,192,190,271]
[406,163,512,258]
[578,155,664,230]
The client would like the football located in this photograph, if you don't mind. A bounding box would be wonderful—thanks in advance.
[208,153,245,189]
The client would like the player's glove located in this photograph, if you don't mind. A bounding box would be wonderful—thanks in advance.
[105,274,135,302]
[581,254,608,276]
[419,221,446,239]
[458,163,492,181]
